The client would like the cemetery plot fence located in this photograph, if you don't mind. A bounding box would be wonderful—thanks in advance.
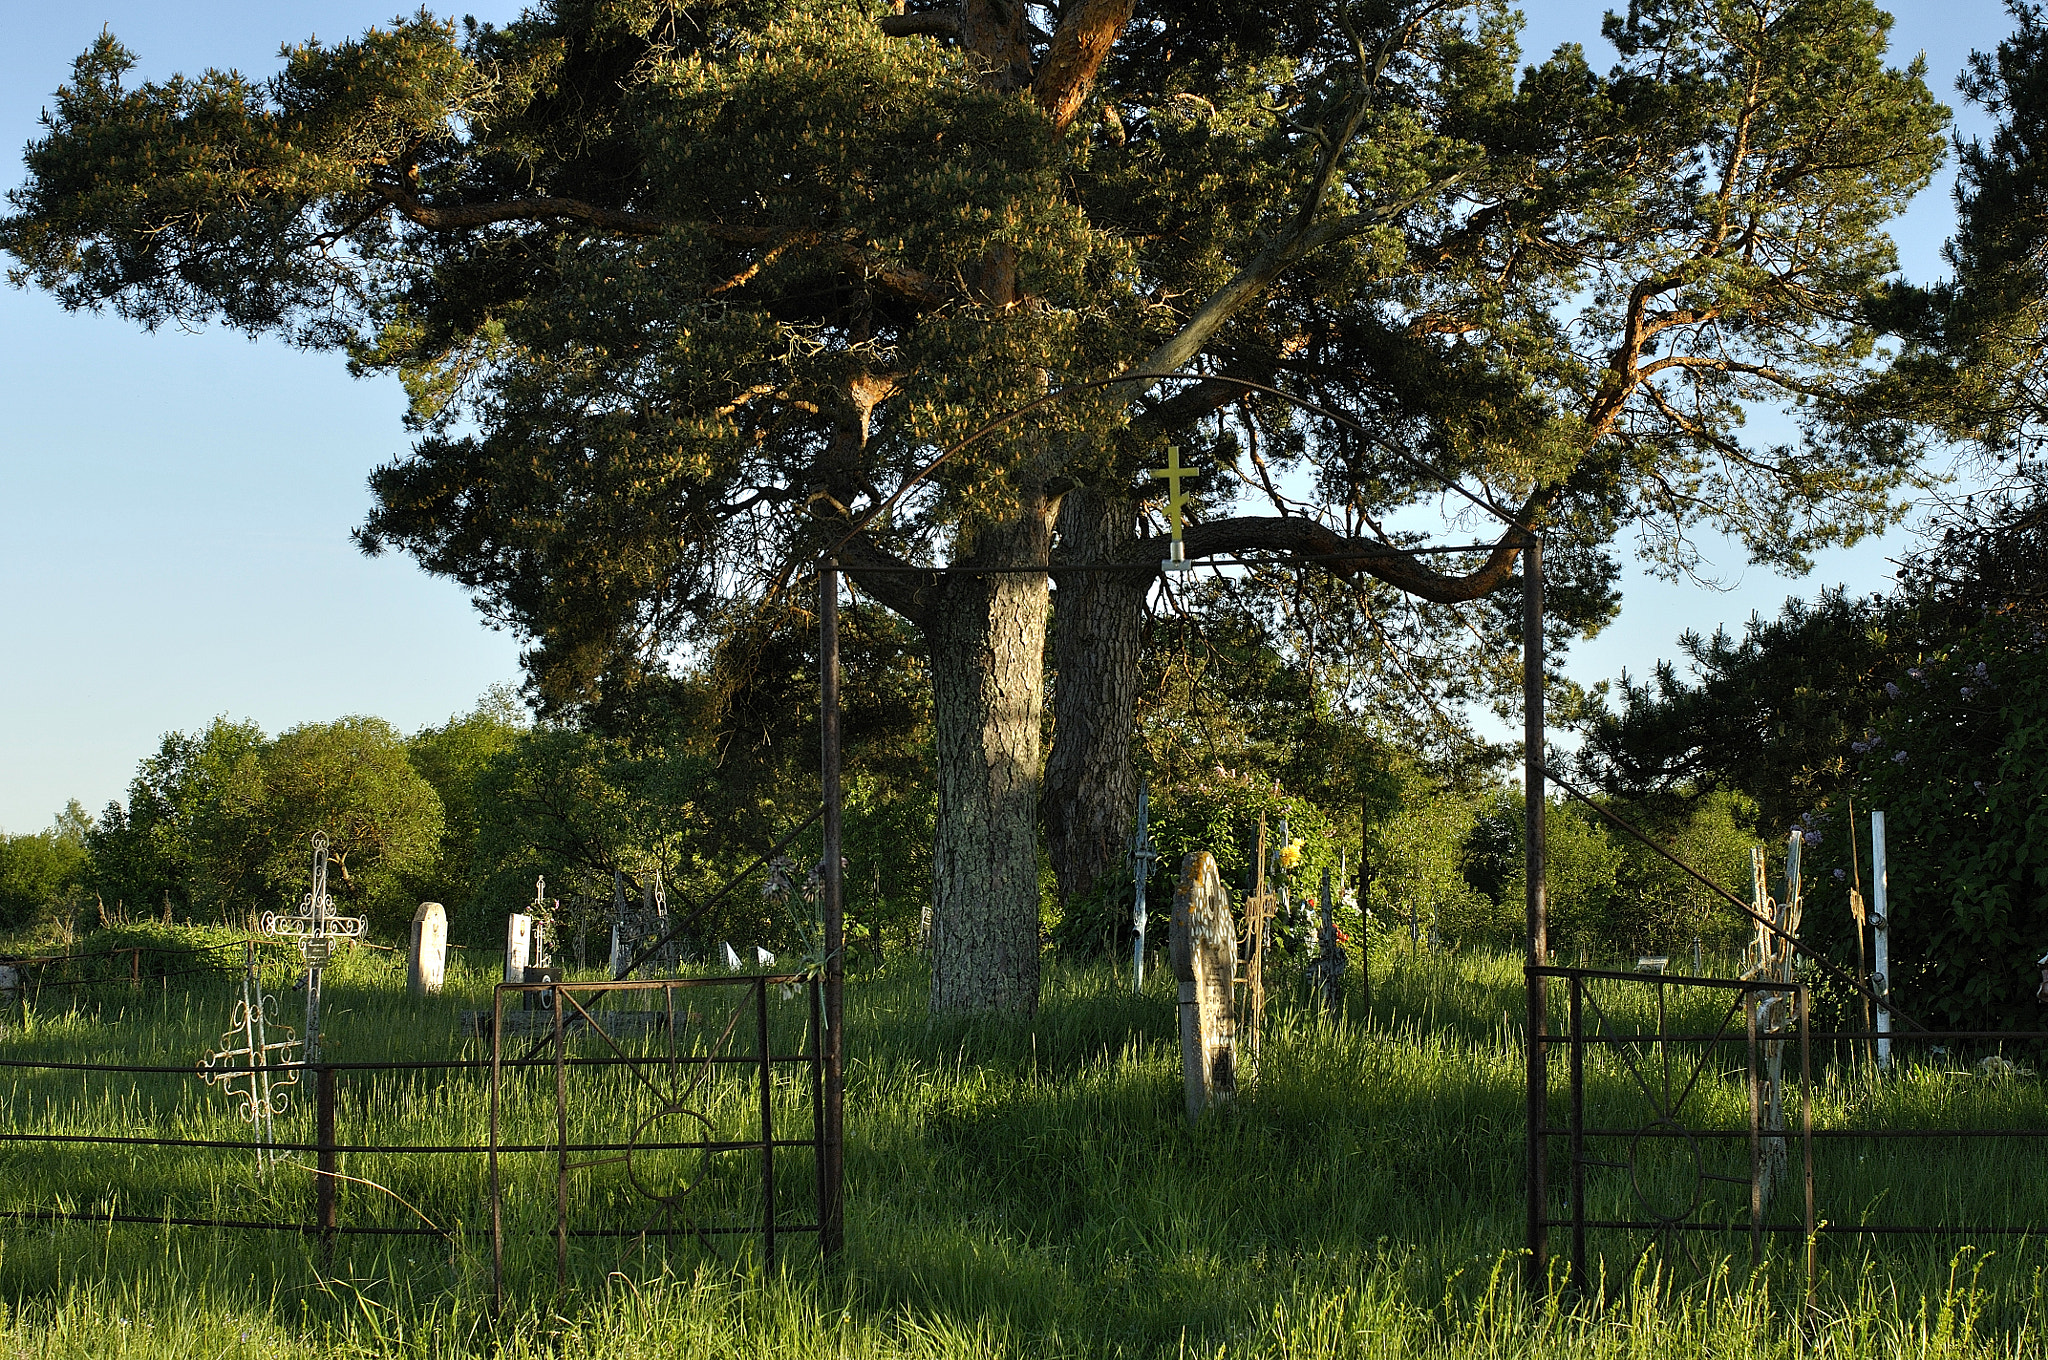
[0,976,832,1297]
[0,939,280,1002]
[1534,964,2048,1294]
[1533,965,1813,1290]
[489,973,829,1304]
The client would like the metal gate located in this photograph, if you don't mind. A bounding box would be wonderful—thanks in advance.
[488,973,827,1303]
[1532,965,1812,1288]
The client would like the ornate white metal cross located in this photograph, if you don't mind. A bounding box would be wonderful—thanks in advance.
[260,832,366,1062]
[200,945,300,1173]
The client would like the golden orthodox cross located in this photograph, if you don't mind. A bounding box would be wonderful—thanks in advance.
[1148,444,1197,571]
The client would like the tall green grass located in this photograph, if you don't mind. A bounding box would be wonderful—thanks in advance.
[2,940,2047,1356]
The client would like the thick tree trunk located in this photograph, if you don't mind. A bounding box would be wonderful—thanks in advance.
[923,492,1057,1013]
[1044,487,1149,912]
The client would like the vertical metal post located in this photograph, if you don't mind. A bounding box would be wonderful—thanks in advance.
[1318,867,1337,1017]
[1359,804,1372,1017]
[1848,795,1872,1064]
[757,976,777,1267]
[1799,983,1816,1305]
[1568,975,1585,1289]
[553,980,568,1293]
[1132,781,1155,993]
[819,559,846,1260]
[315,1065,337,1264]
[1746,986,1762,1266]
[1871,810,1892,1069]
[1524,535,1549,1287]
[489,984,505,1312]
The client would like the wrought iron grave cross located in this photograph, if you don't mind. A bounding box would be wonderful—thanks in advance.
[199,942,301,1173]
[260,832,367,1063]
[1131,780,1158,991]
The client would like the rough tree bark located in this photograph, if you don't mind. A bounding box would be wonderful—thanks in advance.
[848,483,1060,1014]
[1043,486,1150,912]
[849,0,1132,1012]
[924,495,1057,1012]
[1037,508,1548,917]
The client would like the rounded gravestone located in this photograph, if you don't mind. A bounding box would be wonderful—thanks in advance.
[1170,851,1238,1120]
[409,902,448,997]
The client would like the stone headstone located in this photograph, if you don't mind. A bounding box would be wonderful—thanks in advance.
[0,964,19,1002]
[755,946,776,968]
[1170,851,1237,1120]
[408,902,448,997]
[506,913,534,983]
[721,941,743,971]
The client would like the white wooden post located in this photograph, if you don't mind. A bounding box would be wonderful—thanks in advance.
[1872,811,1892,1068]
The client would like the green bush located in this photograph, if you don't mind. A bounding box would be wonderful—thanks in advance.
[0,815,90,930]
[1844,611,2048,1030]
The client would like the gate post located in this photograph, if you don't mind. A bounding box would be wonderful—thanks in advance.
[1524,535,1549,1288]
[820,558,846,1260]
[315,1065,337,1263]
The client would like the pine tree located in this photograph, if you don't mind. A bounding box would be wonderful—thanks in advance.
[4,0,1946,1009]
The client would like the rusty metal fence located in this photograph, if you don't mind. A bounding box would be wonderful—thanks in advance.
[488,973,827,1303]
[0,972,833,1300]
[1535,963,2048,1293]
[1534,966,1813,1289]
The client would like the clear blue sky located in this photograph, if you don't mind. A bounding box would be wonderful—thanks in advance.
[0,0,2018,832]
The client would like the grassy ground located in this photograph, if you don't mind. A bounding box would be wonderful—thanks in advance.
[1,939,2047,1356]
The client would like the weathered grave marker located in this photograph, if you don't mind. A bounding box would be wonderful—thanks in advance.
[260,833,366,1063]
[647,871,674,970]
[608,869,629,978]
[1238,815,1275,1066]
[1171,851,1237,1120]
[755,946,776,968]
[524,964,561,1011]
[722,942,743,971]
[528,875,552,968]
[408,902,447,997]
[505,913,534,983]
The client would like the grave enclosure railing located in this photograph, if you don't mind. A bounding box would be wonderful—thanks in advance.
[0,939,292,1002]
[488,974,828,1304]
[0,973,830,1298]
[1533,965,1814,1291]
[1533,963,2048,1293]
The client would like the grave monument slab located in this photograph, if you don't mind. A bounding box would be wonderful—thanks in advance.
[1170,851,1237,1120]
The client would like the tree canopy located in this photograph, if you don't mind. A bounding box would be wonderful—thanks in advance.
[4,0,1951,1010]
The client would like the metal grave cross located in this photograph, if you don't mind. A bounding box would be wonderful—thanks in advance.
[1131,781,1158,991]
[260,832,367,1063]
[1149,445,1199,572]
[199,942,301,1174]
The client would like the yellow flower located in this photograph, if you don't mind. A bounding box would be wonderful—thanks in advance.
[1277,842,1303,870]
